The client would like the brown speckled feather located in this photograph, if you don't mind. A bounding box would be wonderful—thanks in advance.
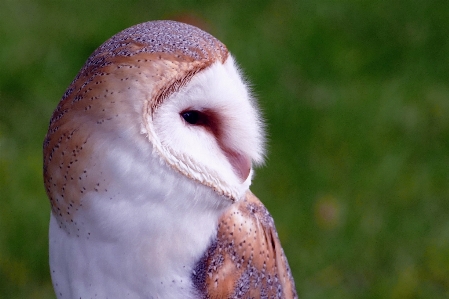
[193,192,298,299]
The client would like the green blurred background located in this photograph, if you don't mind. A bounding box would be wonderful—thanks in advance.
[1,0,449,298]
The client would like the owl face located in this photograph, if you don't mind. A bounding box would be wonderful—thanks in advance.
[147,56,264,201]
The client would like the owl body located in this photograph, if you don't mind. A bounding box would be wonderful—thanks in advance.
[44,21,297,298]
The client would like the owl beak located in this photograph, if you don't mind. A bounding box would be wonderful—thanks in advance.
[225,150,252,183]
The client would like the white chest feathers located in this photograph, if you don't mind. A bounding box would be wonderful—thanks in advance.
[49,143,230,298]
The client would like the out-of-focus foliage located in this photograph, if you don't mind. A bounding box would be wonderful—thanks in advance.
[1,0,448,298]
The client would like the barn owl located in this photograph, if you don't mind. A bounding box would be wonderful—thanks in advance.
[43,20,297,299]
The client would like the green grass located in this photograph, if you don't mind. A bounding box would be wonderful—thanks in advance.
[1,0,449,298]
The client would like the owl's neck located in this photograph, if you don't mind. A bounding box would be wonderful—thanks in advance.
[49,133,230,299]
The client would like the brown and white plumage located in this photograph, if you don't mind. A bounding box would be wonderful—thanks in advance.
[193,192,297,298]
[43,20,297,299]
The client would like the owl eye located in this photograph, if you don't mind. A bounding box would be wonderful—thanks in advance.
[181,110,201,125]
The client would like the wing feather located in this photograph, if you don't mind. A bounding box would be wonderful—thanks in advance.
[192,191,297,298]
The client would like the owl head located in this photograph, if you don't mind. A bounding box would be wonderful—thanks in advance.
[43,21,265,226]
